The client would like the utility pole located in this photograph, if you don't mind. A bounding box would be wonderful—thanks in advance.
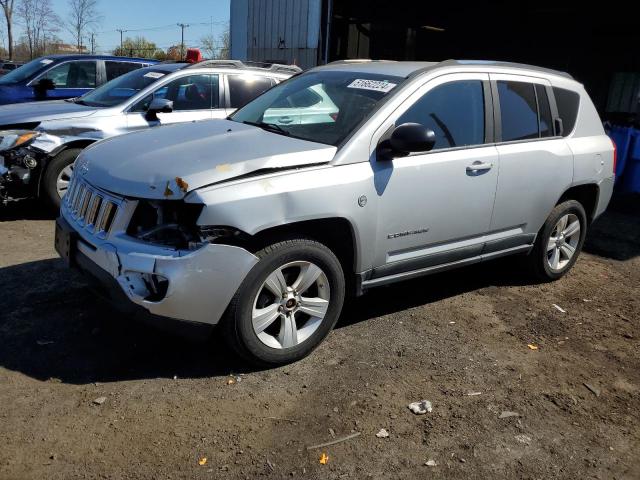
[177,23,189,59]
[116,29,127,54]
[90,33,95,54]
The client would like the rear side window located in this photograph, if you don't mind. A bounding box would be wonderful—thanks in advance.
[498,81,539,141]
[553,87,580,136]
[105,61,143,81]
[228,75,274,108]
[397,80,485,150]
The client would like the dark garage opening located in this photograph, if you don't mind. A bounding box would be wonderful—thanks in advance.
[324,0,640,120]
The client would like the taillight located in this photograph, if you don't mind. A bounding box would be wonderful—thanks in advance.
[611,138,617,175]
[329,112,339,121]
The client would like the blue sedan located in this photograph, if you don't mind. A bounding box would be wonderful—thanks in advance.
[0,55,157,105]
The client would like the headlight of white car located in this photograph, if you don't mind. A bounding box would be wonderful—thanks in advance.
[0,130,40,152]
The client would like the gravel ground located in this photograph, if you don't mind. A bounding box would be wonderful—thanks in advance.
[0,196,638,479]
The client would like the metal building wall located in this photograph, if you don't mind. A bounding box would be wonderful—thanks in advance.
[230,0,322,70]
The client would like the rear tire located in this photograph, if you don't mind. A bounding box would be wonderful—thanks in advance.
[222,238,345,366]
[42,148,82,211]
[527,200,587,281]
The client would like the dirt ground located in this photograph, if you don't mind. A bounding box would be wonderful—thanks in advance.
[0,196,638,480]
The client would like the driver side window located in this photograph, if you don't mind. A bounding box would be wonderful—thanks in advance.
[40,61,97,88]
[397,80,485,151]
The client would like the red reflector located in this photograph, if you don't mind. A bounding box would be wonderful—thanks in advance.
[330,112,338,121]
[611,138,617,175]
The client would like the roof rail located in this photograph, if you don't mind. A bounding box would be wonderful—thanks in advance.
[327,59,398,65]
[186,59,302,74]
[436,59,573,79]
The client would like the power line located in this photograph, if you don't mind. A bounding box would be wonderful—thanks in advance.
[97,21,227,35]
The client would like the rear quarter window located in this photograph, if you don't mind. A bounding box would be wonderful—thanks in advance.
[228,75,275,109]
[552,87,580,136]
[105,61,144,81]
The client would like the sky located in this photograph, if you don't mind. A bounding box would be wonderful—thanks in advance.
[21,0,230,54]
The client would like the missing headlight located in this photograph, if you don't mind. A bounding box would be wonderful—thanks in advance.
[127,200,203,249]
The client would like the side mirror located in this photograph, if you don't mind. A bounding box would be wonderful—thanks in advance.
[145,97,173,121]
[33,78,55,100]
[387,123,436,156]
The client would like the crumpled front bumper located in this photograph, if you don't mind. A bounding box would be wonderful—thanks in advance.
[59,198,259,326]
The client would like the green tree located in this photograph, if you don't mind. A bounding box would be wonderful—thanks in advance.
[114,36,158,58]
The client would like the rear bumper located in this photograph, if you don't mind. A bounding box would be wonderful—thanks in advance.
[57,210,259,327]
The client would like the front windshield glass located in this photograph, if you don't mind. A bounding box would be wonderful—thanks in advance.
[78,68,170,107]
[0,57,53,85]
[230,70,405,146]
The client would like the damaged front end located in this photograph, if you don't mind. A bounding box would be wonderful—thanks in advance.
[59,176,259,326]
[0,130,43,204]
[126,198,248,250]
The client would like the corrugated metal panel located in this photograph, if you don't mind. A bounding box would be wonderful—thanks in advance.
[232,0,322,70]
[607,73,640,114]
[230,0,249,60]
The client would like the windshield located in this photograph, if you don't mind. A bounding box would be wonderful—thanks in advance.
[230,70,405,146]
[77,68,170,107]
[0,57,53,85]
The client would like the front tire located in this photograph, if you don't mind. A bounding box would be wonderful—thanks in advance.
[222,239,345,366]
[42,148,82,211]
[528,200,587,281]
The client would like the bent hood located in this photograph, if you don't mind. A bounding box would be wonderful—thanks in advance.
[81,120,337,199]
[0,99,97,126]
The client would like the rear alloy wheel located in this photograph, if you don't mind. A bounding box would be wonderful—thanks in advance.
[528,200,587,281]
[223,239,345,366]
[546,213,581,272]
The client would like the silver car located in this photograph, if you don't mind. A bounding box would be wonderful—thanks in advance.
[56,59,615,366]
[0,60,299,208]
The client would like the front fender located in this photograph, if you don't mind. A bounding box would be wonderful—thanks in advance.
[188,163,378,273]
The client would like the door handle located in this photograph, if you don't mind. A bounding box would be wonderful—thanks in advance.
[278,116,293,124]
[466,161,493,173]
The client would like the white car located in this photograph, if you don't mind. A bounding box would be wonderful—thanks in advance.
[264,84,338,125]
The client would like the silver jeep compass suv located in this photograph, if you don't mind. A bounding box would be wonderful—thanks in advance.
[56,59,615,366]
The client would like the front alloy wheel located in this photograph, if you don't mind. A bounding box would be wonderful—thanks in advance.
[223,239,345,366]
[252,261,330,349]
[56,163,74,199]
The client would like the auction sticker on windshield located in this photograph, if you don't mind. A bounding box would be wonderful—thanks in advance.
[347,79,396,93]
[144,72,165,79]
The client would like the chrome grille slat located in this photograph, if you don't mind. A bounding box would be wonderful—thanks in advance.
[97,202,114,232]
[79,190,92,221]
[72,184,85,212]
[66,179,77,205]
[87,195,102,228]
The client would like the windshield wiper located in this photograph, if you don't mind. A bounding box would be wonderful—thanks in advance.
[242,120,290,136]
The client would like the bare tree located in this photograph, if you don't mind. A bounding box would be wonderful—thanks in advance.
[67,0,101,53]
[16,0,61,59]
[199,33,215,59]
[0,0,15,59]
[199,27,229,60]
